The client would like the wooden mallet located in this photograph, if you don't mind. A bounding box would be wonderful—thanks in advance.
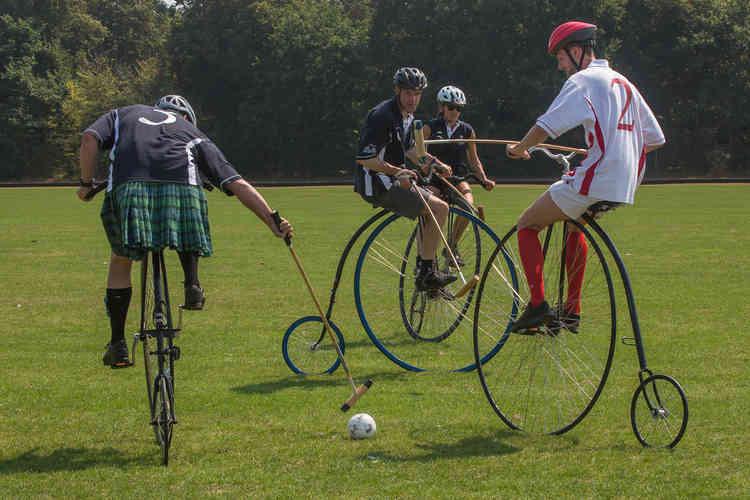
[271,211,372,411]
[413,120,479,299]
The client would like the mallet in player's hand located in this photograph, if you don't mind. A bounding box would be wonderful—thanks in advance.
[271,211,372,412]
[412,120,479,299]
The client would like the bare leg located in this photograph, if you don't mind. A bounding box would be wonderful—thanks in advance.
[107,253,133,288]
[517,190,569,231]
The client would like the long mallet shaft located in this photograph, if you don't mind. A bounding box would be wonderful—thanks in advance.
[424,138,587,155]
[413,121,479,299]
[271,211,371,411]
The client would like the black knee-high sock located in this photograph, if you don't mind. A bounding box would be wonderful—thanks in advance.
[106,287,132,344]
[178,251,200,287]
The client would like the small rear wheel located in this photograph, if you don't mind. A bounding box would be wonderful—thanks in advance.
[630,373,688,448]
[282,316,344,375]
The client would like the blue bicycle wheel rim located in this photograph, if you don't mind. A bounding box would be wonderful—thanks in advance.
[282,316,344,375]
[354,208,508,372]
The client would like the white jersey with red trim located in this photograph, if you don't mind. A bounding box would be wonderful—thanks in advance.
[536,59,665,203]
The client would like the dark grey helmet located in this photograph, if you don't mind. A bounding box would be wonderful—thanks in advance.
[156,94,197,126]
[393,67,428,90]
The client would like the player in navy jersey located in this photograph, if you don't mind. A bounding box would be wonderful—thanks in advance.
[77,95,293,368]
[505,22,665,333]
[423,86,495,266]
[355,67,457,291]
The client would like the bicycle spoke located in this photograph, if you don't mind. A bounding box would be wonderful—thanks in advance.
[356,209,501,371]
[474,223,616,435]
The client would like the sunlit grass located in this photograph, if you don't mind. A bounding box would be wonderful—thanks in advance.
[0,184,747,498]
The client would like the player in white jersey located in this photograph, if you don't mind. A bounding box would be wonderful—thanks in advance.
[505,21,666,332]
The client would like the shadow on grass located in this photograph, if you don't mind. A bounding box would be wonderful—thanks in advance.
[368,430,522,462]
[231,370,414,395]
[0,447,151,473]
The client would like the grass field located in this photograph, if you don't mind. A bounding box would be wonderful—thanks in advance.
[0,184,748,498]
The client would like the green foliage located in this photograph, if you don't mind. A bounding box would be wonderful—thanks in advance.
[0,14,67,180]
[0,1,174,180]
[171,0,372,178]
[1,0,750,180]
[611,0,750,175]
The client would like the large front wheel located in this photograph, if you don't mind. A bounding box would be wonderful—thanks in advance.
[354,207,504,372]
[474,221,617,435]
[153,375,174,466]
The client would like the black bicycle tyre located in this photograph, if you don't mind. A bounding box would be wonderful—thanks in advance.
[630,373,688,448]
[140,254,160,443]
[474,221,617,435]
[397,213,481,342]
[154,375,174,465]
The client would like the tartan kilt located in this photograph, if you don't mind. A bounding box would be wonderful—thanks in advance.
[101,181,213,261]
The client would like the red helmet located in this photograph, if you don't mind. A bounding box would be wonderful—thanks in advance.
[547,21,597,55]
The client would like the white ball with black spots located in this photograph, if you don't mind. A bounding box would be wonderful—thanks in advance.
[347,413,376,439]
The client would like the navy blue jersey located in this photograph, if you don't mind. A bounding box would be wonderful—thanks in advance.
[354,96,414,199]
[426,116,475,177]
[84,104,241,194]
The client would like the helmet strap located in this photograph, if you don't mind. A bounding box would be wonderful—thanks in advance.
[565,46,584,72]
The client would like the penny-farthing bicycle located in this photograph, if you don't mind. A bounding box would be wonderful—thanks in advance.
[282,169,514,374]
[472,147,688,448]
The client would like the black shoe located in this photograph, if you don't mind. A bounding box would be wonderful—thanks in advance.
[551,305,580,333]
[442,246,465,268]
[510,301,555,333]
[416,268,458,292]
[103,339,130,368]
[183,284,205,310]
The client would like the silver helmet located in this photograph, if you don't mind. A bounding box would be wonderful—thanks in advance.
[156,94,197,126]
[437,86,466,106]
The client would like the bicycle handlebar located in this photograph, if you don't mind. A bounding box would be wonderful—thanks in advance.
[83,181,107,200]
[528,145,580,174]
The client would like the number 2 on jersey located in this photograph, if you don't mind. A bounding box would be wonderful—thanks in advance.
[611,78,634,131]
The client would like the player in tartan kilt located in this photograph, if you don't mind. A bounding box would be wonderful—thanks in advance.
[77,94,293,368]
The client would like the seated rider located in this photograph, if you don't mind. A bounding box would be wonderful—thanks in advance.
[423,85,495,266]
[505,22,665,333]
[354,67,456,291]
[78,94,293,368]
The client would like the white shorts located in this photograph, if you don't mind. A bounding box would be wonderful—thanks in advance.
[548,179,603,219]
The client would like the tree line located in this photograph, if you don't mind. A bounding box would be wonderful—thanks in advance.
[2,0,748,182]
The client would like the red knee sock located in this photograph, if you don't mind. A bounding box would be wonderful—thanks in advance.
[565,231,587,314]
[517,227,545,306]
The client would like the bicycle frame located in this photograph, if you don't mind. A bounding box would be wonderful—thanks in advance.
[312,173,487,344]
[132,249,181,465]
[581,214,649,371]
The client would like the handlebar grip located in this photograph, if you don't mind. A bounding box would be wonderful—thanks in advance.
[413,120,427,160]
[271,210,291,247]
[84,182,107,201]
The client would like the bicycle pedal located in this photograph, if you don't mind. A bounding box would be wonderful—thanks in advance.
[514,327,542,336]
[110,361,134,369]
